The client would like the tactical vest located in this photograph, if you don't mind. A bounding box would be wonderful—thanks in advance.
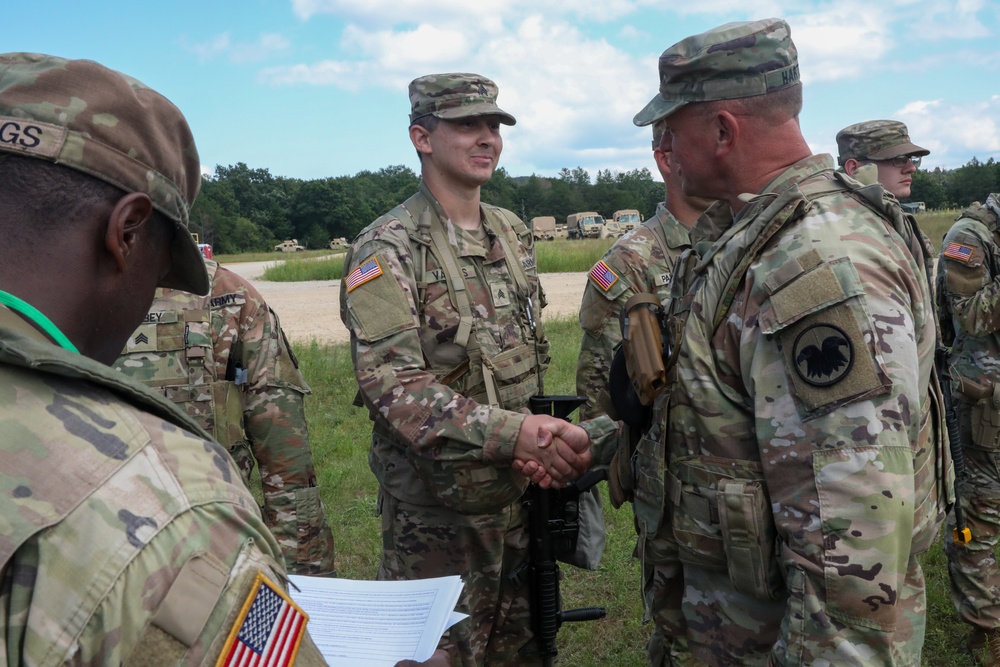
[115,262,244,450]
[660,171,948,600]
[366,188,549,514]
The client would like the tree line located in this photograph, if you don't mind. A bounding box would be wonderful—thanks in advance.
[190,157,1000,254]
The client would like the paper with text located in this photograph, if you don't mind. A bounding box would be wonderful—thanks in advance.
[288,574,467,666]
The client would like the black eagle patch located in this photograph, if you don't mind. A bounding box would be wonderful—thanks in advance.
[792,324,854,387]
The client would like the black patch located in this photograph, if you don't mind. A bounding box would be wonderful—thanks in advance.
[13,485,31,498]
[477,84,488,96]
[793,324,854,387]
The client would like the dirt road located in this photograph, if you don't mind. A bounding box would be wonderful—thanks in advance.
[225,260,588,345]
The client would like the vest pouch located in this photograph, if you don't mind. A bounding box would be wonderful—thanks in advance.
[718,479,784,601]
[633,429,666,539]
[211,381,245,448]
[407,453,529,515]
[671,456,782,601]
[970,382,1000,451]
[482,343,540,410]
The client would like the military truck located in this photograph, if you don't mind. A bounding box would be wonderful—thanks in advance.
[530,216,558,241]
[274,239,305,252]
[601,220,623,239]
[329,237,349,250]
[612,209,643,233]
[566,212,606,240]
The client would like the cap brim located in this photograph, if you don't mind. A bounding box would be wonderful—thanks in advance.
[432,102,516,126]
[159,223,210,295]
[868,141,930,160]
[633,94,687,127]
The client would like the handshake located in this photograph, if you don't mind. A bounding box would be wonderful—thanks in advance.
[511,414,592,488]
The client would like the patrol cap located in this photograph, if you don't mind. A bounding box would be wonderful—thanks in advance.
[836,120,930,166]
[409,72,516,126]
[0,52,209,295]
[634,18,800,127]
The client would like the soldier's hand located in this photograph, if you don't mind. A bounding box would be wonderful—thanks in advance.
[394,649,450,666]
[512,416,591,487]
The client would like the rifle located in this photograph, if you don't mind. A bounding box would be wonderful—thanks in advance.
[937,347,972,544]
[519,395,607,666]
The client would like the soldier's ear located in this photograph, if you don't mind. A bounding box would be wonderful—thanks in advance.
[410,124,433,158]
[843,159,860,176]
[104,193,154,273]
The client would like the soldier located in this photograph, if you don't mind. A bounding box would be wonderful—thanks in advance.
[0,51,444,667]
[632,18,947,665]
[938,193,1000,664]
[836,120,929,199]
[114,260,337,576]
[575,118,712,666]
[339,72,607,666]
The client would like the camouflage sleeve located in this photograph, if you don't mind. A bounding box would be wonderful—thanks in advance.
[237,288,336,577]
[576,236,660,463]
[13,413,326,667]
[339,220,525,465]
[940,224,1000,336]
[741,215,938,663]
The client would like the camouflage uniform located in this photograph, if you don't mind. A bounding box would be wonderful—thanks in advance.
[114,260,336,576]
[340,177,549,666]
[576,202,692,666]
[939,195,1000,643]
[0,52,326,667]
[632,20,949,666]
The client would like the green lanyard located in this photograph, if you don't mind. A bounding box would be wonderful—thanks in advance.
[0,290,80,354]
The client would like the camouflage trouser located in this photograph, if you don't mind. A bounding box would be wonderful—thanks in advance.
[378,491,538,667]
[638,512,703,667]
[946,444,1000,631]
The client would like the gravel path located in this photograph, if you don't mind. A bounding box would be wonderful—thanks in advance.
[225,260,588,345]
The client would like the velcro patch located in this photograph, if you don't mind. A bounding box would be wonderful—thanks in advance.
[943,242,974,263]
[345,256,383,292]
[217,572,307,667]
[125,323,157,353]
[589,260,619,291]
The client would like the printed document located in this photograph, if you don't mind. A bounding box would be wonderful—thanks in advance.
[288,574,466,666]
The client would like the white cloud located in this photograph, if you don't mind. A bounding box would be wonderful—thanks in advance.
[184,33,232,61]
[182,32,291,64]
[898,95,1000,169]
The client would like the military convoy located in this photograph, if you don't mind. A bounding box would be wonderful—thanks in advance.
[274,239,305,252]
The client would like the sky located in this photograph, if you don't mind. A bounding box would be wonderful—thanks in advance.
[9,1,1000,183]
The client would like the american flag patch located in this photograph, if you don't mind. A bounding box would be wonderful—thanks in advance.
[589,260,619,291]
[345,256,383,292]
[217,572,307,667]
[943,242,974,263]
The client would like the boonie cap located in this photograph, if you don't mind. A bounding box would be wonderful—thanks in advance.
[634,18,800,127]
[836,120,930,166]
[0,52,208,295]
[409,72,516,126]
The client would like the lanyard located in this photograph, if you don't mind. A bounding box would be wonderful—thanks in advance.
[0,290,79,354]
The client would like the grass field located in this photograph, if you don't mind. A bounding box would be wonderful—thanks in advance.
[293,315,978,666]
[254,209,962,282]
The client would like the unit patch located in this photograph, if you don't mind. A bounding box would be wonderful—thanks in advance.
[943,242,974,263]
[792,323,854,387]
[217,572,307,667]
[589,261,619,291]
[345,256,383,292]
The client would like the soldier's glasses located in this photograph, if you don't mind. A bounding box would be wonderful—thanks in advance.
[868,154,922,169]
